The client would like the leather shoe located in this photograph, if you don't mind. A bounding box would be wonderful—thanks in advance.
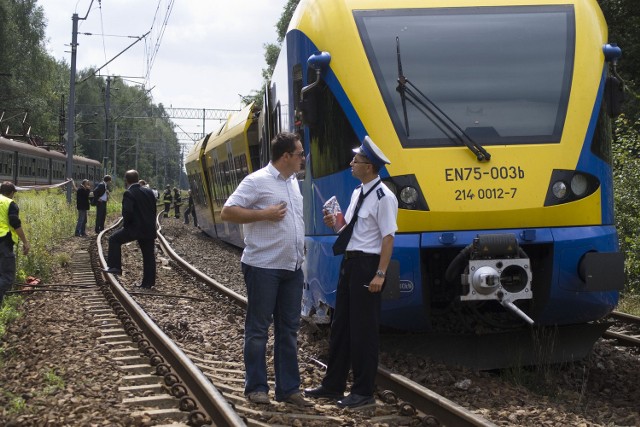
[102,267,122,275]
[282,392,314,407]
[337,393,375,408]
[304,386,343,400]
[135,283,153,289]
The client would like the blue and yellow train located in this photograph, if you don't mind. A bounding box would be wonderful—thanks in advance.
[186,0,625,356]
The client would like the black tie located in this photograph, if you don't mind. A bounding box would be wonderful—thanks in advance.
[332,180,381,256]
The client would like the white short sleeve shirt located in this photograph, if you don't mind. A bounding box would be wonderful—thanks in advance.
[224,163,304,271]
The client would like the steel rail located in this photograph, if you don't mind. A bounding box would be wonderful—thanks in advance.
[376,366,498,427]
[603,310,640,347]
[155,218,247,309]
[97,219,246,427]
[156,222,497,426]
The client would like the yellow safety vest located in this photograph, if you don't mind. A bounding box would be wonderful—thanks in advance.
[0,194,19,245]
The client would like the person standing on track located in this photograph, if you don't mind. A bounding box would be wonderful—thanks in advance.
[163,185,172,218]
[103,170,157,289]
[304,136,398,408]
[93,175,111,233]
[184,189,198,227]
[220,131,312,408]
[70,178,92,237]
[173,187,182,219]
[0,182,30,305]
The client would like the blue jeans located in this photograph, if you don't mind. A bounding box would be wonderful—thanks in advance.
[242,263,303,400]
[75,209,88,236]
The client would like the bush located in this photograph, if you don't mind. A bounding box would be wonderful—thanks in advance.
[613,115,640,295]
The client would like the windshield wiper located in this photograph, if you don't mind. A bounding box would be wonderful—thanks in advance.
[395,36,491,162]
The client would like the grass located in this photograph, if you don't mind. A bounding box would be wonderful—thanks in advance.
[5,393,27,415]
[0,186,122,339]
[43,368,65,394]
[0,295,22,339]
[617,293,640,316]
[12,187,122,283]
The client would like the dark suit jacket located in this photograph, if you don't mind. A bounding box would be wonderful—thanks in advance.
[122,183,157,240]
[93,182,107,201]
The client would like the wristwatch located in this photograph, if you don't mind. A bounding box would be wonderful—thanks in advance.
[376,270,386,278]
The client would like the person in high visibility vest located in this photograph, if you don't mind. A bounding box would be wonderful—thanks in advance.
[163,185,172,218]
[0,181,30,305]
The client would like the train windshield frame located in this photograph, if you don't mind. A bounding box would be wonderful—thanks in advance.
[354,5,575,148]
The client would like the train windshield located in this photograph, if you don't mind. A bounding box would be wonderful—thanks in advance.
[354,5,575,148]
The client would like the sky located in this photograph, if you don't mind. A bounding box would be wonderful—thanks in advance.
[40,0,288,146]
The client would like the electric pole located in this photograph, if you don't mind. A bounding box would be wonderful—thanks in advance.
[65,0,95,203]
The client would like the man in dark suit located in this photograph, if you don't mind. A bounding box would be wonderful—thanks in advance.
[93,175,112,233]
[103,170,157,289]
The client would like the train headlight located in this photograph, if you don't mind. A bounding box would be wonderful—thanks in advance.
[382,175,429,211]
[552,181,567,200]
[570,174,588,197]
[400,186,419,205]
[544,170,600,206]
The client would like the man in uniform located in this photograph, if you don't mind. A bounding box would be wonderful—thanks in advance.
[163,185,172,218]
[0,182,30,305]
[305,136,398,408]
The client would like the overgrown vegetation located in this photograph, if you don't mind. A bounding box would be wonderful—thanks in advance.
[5,188,121,286]
[613,117,640,295]
[0,295,22,341]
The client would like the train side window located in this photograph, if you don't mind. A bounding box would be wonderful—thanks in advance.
[591,89,613,165]
[308,79,359,178]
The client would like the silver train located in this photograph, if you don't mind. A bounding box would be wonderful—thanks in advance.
[0,136,102,186]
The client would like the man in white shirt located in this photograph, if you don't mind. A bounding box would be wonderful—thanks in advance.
[93,175,111,233]
[221,132,312,408]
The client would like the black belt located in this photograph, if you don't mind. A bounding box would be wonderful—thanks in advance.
[344,250,378,260]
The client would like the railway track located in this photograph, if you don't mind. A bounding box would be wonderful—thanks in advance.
[87,214,639,426]
[153,218,496,426]
[11,216,630,426]
[603,311,640,348]
[95,219,244,427]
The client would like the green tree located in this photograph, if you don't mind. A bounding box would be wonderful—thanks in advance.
[241,0,301,107]
[0,0,63,139]
[598,0,640,119]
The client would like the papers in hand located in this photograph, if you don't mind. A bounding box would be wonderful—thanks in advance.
[323,196,346,232]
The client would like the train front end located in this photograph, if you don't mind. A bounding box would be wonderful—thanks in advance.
[288,0,624,338]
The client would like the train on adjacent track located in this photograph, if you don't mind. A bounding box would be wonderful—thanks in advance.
[0,135,102,186]
[186,0,625,364]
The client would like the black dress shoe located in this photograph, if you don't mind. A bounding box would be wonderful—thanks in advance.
[336,393,375,408]
[135,283,153,289]
[303,386,343,400]
[102,267,122,275]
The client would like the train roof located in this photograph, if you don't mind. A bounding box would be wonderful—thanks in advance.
[185,136,206,163]
[203,103,257,154]
[0,135,101,166]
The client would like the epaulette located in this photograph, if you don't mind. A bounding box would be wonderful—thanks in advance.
[376,188,385,200]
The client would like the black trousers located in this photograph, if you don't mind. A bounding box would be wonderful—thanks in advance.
[321,254,381,396]
[107,229,156,288]
[95,201,107,232]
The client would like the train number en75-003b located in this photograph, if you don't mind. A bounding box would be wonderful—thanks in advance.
[445,166,526,182]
